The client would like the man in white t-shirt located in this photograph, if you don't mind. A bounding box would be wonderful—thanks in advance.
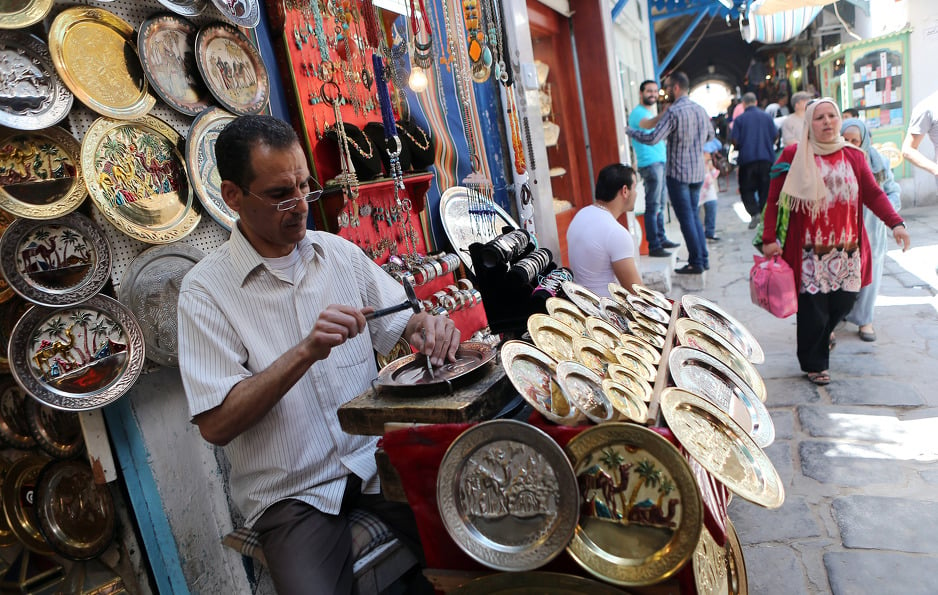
[566,163,643,297]
[902,90,938,180]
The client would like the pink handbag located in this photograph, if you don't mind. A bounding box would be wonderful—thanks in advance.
[749,255,798,318]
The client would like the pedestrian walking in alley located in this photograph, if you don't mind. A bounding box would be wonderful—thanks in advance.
[701,152,721,241]
[780,91,812,147]
[902,89,938,180]
[627,71,714,275]
[841,118,903,343]
[731,92,779,230]
[761,99,910,386]
[628,80,681,257]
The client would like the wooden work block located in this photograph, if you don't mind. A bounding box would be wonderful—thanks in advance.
[374,448,408,503]
[338,364,514,436]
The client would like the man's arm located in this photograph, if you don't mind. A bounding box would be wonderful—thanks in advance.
[638,112,662,129]
[902,132,938,175]
[612,257,642,290]
[627,109,672,145]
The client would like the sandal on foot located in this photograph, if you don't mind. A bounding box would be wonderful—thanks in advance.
[807,371,831,385]
[829,332,837,352]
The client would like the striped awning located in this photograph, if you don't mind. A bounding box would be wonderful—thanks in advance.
[741,0,824,44]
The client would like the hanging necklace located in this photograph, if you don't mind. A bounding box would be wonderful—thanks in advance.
[396,121,431,151]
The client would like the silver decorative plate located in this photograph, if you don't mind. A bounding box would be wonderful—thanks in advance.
[0,212,111,307]
[668,346,774,448]
[681,295,764,364]
[556,360,616,424]
[157,0,207,17]
[209,0,261,28]
[0,32,73,130]
[9,294,145,411]
[625,292,670,325]
[186,106,237,230]
[561,281,603,319]
[117,243,205,367]
[437,419,579,571]
[138,13,214,116]
[440,186,520,272]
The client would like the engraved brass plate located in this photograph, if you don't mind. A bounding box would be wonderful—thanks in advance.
[675,318,766,403]
[681,295,764,364]
[626,320,666,350]
[573,335,615,378]
[82,114,200,244]
[0,208,15,303]
[0,375,35,449]
[0,127,84,220]
[545,297,587,336]
[186,106,237,230]
[561,281,603,318]
[599,297,630,334]
[157,0,208,17]
[48,7,156,120]
[632,283,672,311]
[450,571,630,594]
[195,22,269,116]
[374,341,495,392]
[614,335,660,365]
[725,519,749,594]
[556,360,616,424]
[693,526,729,595]
[625,292,670,325]
[660,388,783,509]
[437,420,579,570]
[138,13,214,116]
[612,347,656,383]
[500,340,584,426]
[375,337,411,370]
[209,0,261,28]
[602,379,648,422]
[9,294,146,411]
[0,212,112,307]
[584,316,624,353]
[528,314,577,362]
[668,346,774,448]
[0,32,72,129]
[628,309,669,337]
[117,242,205,367]
[0,0,53,30]
[1,454,53,554]
[25,398,83,459]
[605,363,652,403]
[564,423,703,586]
[35,459,114,560]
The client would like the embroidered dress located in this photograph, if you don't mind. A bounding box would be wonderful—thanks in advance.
[800,153,862,294]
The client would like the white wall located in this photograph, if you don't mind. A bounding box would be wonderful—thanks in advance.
[904,0,938,204]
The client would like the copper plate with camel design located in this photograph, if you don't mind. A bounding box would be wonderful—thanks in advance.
[564,423,703,586]
[195,22,269,116]
[9,294,145,411]
[0,212,111,307]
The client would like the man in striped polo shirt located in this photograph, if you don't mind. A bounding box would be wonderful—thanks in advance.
[178,115,456,594]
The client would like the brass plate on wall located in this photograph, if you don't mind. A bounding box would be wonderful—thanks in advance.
[195,22,269,116]
[1,454,53,554]
[0,127,84,219]
[138,13,214,116]
[35,459,115,560]
[0,0,54,30]
[186,106,237,230]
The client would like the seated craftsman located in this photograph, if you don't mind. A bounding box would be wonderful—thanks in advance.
[177,115,458,594]
[566,163,643,297]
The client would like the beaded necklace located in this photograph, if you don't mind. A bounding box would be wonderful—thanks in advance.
[396,121,431,151]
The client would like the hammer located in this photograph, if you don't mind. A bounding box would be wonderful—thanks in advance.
[365,278,421,321]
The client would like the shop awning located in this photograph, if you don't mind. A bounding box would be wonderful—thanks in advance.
[741,0,824,44]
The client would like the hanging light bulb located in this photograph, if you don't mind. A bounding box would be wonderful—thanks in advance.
[408,66,428,93]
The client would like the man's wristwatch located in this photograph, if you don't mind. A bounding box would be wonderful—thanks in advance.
[891,222,906,230]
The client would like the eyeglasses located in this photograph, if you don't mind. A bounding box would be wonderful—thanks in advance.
[242,177,323,211]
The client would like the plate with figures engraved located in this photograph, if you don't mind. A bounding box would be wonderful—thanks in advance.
[624,292,670,325]
[440,186,520,272]
[374,341,496,394]
[138,13,214,117]
[0,127,85,220]
[195,22,269,116]
[561,281,603,319]
[186,106,237,230]
[598,297,630,334]
[564,423,703,586]
[660,388,783,509]
[0,212,111,307]
[668,346,774,448]
[0,0,53,30]
[157,0,208,18]
[573,336,616,379]
[545,298,588,336]
[681,295,763,364]
[0,32,73,129]
[117,242,205,367]
[2,453,54,555]
[35,459,115,560]
[612,346,657,383]
[209,0,261,28]
[528,314,578,363]
[675,318,766,403]
[9,294,145,411]
[613,334,660,366]
[500,340,585,426]
[556,360,617,424]
[632,284,672,311]
[437,419,579,571]
[583,316,624,354]
[602,379,648,423]
[82,114,200,244]
[48,7,156,120]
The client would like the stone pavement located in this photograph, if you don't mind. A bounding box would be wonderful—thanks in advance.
[641,180,938,594]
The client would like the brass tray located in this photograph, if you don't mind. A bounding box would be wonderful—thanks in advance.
[157,0,208,17]
[626,321,666,350]
[450,571,630,594]
[0,457,16,547]
[632,284,672,311]
[138,13,213,116]
[561,281,603,318]
[607,283,632,308]
[668,346,774,448]
[599,297,630,334]
[9,294,145,411]
[573,336,615,378]
[0,296,30,373]
[675,318,766,403]
[26,398,83,459]
[0,126,84,219]
[0,375,35,449]
[0,212,111,307]
[35,459,114,560]
[48,7,156,120]
[693,526,729,595]
[528,314,577,362]
[186,106,238,230]
[605,363,651,403]
[545,297,587,336]
[564,423,703,586]
[195,22,269,116]
[374,341,495,393]
[82,114,200,244]
[376,337,412,370]
[612,347,656,383]
[659,388,783,509]
[627,309,669,337]
[117,242,205,367]
[725,519,749,594]
[0,0,53,30]
[1,454,53,554]
[556,360,616,424]
[0,32,72,129]
[614,335,660,365]
[436,420,579,571]
[624,292,669,325]
[0,209,15,303]
[584,316,624,353]
[500,340,584,426]
[681,295,764,364]
[602,379,648,422]
[209,0,261,28]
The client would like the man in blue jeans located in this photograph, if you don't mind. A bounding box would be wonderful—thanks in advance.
[629,80,680,257]
[628,71,714,274]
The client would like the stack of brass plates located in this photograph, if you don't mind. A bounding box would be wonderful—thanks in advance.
[605,363,651,402]
[572,336,615,378]
[556,361,616,424]
[614,335,660,365]
[437,420,579,570]
[601,379,648,422]
[681,295,764,364]
[584,316,623,353]
[500,340,584,426]
[528,314,578,362]
[632,283,672,311]
[624,292,669,325]
[675,318,766,402]
[545,297,587,336]
[612,347,656,383]
[561,281,603,318]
